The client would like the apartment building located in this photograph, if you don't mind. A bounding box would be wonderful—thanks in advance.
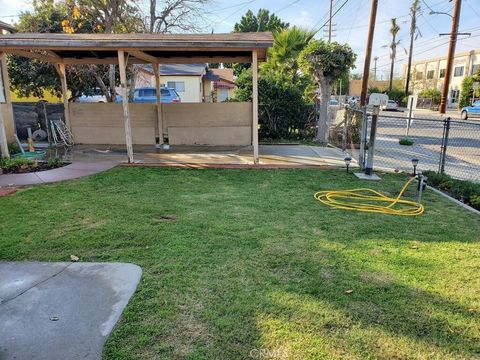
[404,49,480,108]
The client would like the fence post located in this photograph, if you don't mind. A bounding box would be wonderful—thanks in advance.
[365,106,379,176]
[439,117,451,174]
[342,108,349,151]
[358,108,368,170]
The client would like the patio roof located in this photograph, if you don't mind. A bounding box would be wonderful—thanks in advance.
[0,32,273,64]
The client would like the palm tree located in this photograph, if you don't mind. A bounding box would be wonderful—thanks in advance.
[388,18,400,92]
[264,26,316,82]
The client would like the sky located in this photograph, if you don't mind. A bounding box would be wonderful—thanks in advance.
[1,0,479,78]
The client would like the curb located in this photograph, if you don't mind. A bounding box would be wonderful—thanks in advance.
[428,185,480,216]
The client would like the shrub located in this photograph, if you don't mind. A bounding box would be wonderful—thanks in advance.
[422,170,480,210]
[46,157,62,168]
[418,88,441,104]
[235,68,315,140]
[399,138,414,146]
[8,142,21,156]
[0,156,36,171]
[388,88,405,102]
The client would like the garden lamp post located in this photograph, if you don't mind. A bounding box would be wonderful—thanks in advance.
[344,156,352,173]
[411,158,419,176]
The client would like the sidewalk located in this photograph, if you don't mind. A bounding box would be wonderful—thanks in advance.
[0,161,116,187]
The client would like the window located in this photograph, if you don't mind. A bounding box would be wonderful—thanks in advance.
[450,89,460,103]
[167,81,185,92]
[416,72,423,80]
[427,70,435,79]
[472,64,480,75]
[454,66,464,77]
[0,68,5,103]
[439,69,446,78]
[140,88,156,97]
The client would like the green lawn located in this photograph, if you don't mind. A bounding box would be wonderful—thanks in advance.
[1,167,479,359]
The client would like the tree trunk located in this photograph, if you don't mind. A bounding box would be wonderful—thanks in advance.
[316,79,332,143]
[128,65,137,102]
[108,64,116,102]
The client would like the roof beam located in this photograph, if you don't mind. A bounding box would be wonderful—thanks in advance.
[128,50,158,64]
[8,49,63,64]
[62,55,252,65]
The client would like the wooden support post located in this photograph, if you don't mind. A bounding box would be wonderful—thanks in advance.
[153,64,163,146]
[55,63,71,130]
[118,50,134,163]
[0,52,10,159]
[252,49,259,164]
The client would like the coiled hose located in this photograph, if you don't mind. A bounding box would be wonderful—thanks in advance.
[314,177,424,216]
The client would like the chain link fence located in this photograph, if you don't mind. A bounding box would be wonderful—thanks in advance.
[333,109,480,183]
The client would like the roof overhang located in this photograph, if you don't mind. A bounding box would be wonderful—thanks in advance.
[0,32,273,65]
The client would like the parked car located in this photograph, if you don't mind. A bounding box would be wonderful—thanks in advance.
[329,99,339,106]
[132,87,181,103]
[461,100,480,120]
[381,99,398,111]
[76,88,108,103]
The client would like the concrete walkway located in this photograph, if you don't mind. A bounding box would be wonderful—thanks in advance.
[0,161,116,187]
[0,262,142,360]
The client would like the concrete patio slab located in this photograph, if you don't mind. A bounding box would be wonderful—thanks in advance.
[69,144,349,167]
[0,262,142,360]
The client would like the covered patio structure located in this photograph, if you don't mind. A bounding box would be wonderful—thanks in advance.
[0,32,273,163]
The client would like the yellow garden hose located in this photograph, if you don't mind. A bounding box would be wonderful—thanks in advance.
[314,177,424,216]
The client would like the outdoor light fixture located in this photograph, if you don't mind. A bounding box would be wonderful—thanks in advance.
[411,158,419,176]
[344,156,352,173]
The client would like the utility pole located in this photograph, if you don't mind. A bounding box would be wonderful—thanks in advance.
[439,0,462,114]
[373,56,379,81]
[360,0,379,107]
[405,0,419,97]
[328,0,333,43]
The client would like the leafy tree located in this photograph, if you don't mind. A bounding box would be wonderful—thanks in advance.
[299,40,356,142]
[9,0,142,101]
[228,9,289,76]
[234,9,288,33]
[459,71,480,109]
[388,18,400,92]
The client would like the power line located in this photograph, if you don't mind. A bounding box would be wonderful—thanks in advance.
[314,0,350,33]
[208,0,257,29]
[273,0,302,14]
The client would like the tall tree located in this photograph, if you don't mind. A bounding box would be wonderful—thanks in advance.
[299,40,356,142]
[229,9,288,76]
[388,18,400,92]
[405,0,421,96]
[234,9,288,33]
[147,0,212,33]
[263,27,316,83]
[8,0,142,101]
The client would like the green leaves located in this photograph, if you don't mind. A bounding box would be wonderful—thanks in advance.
[299,40,357,85]
[233,9,289,33]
